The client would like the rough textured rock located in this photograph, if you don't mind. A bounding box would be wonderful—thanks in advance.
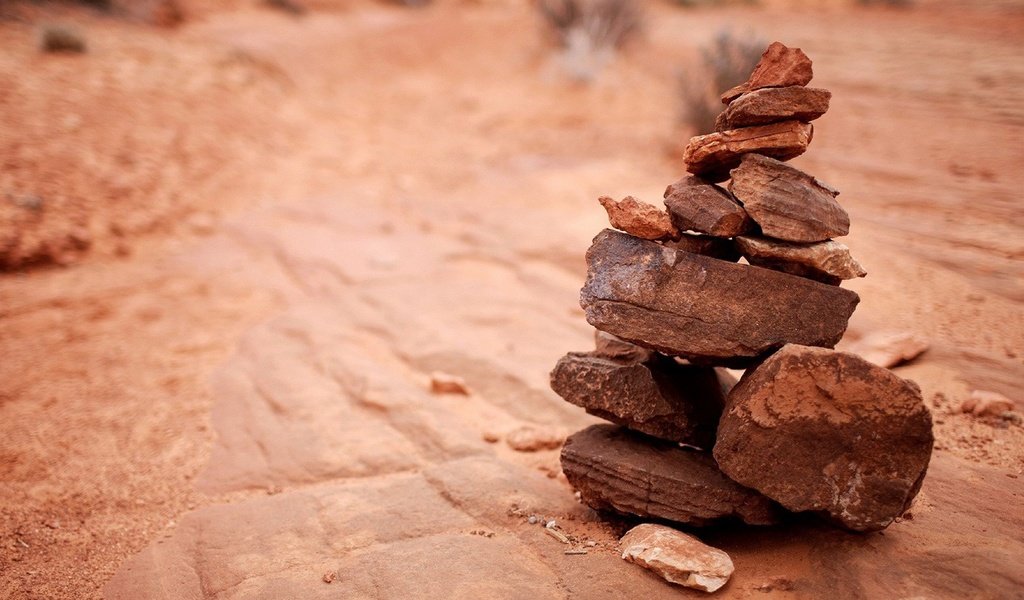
[714,345,934,532]
[664,233,741,262]
[729,153,849,242]
[593,330,656,364]
[550,352,726,447]
[598,196,679,241]
[663,176,753,237]
[620,524,734,593]
[580,229,860,366]
[961,390,1015,417]
[721,42,814,104]
[683,121,813,182]
[716,86,831,131]
[735,236,866,285]
[846,331,929,368]
[561,424,781,526]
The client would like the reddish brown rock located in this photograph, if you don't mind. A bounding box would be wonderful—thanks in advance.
[550,352,726,448]
[716,86,831,131]
[729,154,849,242]
[593,330,656,364]
[735,236,866,285]
[561,424,782,526]
[580,229,860,366]
[721,42,814,104]
[664,233,740,262]
[598,196,679,241]
[683,121,813,183]
[713,345,934,532]
[663,176,753,237]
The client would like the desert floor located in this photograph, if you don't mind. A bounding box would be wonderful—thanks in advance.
[1,0,1022,598]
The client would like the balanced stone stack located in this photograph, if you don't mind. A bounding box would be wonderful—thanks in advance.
[551,42,934,536]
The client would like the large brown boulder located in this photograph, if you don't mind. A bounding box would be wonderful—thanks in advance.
[561,424,782,526]
[550,352,727,448]
[580,229,860,366]
[683,121,813,183]
[713,344,934,532]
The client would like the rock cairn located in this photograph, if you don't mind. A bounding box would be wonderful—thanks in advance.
[549,42,935,566]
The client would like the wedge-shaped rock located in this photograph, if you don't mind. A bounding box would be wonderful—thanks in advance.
[714,345,934,532]
[599,196,679,241]
[580,229,859,366]
[561,424,781,526]
[663,176,753,237]
[593,330,656,364]
[721,42,814,104]
[621,524,734,593]
[550,352,725,448]
[735,236,866,285]
[665,233,740,262]
[729,154,849,242]
[716,86,831,131]
[683,121,813,183]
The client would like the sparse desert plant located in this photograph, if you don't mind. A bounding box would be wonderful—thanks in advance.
[678,31,764,134]
[538,0,643,81]
[39,24,87,54]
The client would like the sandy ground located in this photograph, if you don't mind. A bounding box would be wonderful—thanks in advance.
[1,1,1023,598]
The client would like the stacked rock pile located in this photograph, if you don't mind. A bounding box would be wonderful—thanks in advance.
[550,42,934,567]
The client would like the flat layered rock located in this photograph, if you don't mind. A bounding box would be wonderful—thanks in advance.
[621,524,734,593]
[721,42,814,104]
[550,352,725,448]
[561,424,781,526]
[736,236,866,285]
[663,176,753,237]
[716,86,831,131]
[599,195,679,241]
[714,345,934,532]
[664,233,740,262]
[593,330,656,364]
[683,121,813,182]
[729,153,849,242]
[580,229,860,366]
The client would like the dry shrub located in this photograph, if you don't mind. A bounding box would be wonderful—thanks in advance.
[678,31,764,134]
[537,0,643,81]
[39,24,87,53]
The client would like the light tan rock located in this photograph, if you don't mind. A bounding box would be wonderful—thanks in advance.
[683,121,813,183]
[429,371,470,395]
[620,524,734,592]
[847,331,929,368]
[961,390,1015,417]
[598,196,679,241]
[735,236,866,285]
[506,425,566,452]
[721,42,814,104]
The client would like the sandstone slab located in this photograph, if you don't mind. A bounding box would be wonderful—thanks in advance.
[550,352,726,447]
[620,524,734,593]
[683,121,813,182]
[714,344,934,532]
[716,86,831,131]
[729,153,849,242]
[663,176,753,237]
[580,229,860,366]
[561,424,781,526]
[736,236,866,285]
[721,42,814,104]
[599,195,679,241]
[664,233,740,262]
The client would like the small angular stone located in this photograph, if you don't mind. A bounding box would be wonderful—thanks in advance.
[620,524,734,593]
[735,236,866,285]
[550,352,725,447]
[429,372,470,395]
[729,154,849,242]
[505,425,566,452]
[598,196,679,241]
[846,331,929,368]
[593,330,655,364]
[683,121,813,183]
[721,42,814,104]
[716,86,831,131]
[580,229,860,366]
[714,345,934,532]
[663,176,753,237]
[961,390,1015,417]
[561,424,781,526]
[663,233,740,262]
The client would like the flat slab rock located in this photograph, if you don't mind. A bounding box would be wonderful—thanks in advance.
[599,195,679,241]
[714,344,934,532]
[683,120,813,183]
[621,524,734,593]
[721,42,814,104]
[550,352,727,448]
[716,86,831,131]
[663,176,753,237]
[729,153,849,243]
[736,236,866,285]
[561,424,782,526]
[580,229,860,366]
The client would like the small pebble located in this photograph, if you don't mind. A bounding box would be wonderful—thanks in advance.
[528,515,538,525]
